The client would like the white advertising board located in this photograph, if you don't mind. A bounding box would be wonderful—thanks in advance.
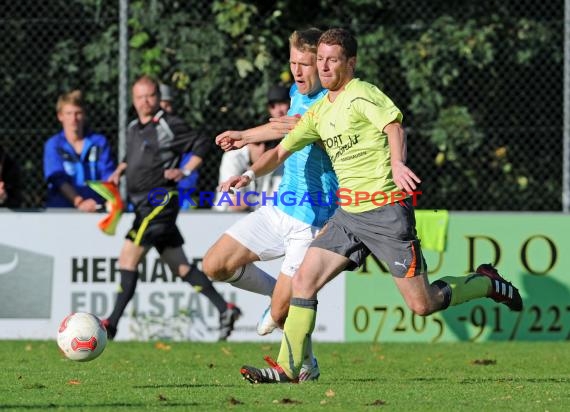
[0,211,345,341]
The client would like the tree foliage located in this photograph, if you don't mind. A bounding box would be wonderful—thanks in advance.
[1,0,562,209]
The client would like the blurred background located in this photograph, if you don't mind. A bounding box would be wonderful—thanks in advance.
[0,0,563,211]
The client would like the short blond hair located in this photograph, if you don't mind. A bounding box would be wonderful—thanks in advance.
[56,90,84,113]
[289,28,322,54]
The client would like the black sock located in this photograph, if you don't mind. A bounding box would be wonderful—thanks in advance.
[432,279,452,310]
[108,269,138,327]
[183,265,228,313]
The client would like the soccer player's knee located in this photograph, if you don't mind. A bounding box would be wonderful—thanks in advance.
[201,255,220,280]
[291,272,317,295]
[407,300,435,317]
[291,273,304,291]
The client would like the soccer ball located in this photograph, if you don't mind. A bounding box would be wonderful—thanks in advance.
[57,312,107,362]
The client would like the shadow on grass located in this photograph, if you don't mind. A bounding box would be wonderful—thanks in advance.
[133,383,236,389]
[459,377,570,384]
[346,377,570,385]
[344,377,449,383]
[407,377,449,382]
[0,402,199,410]
[341,378,384,383]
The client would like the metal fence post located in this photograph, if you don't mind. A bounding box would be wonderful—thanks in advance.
[118,0,129,201]
[562,0,570,213]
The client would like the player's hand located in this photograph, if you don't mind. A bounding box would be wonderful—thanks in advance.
[77,198,99,213]
[268,114,301,134]
[164,168,184,182]
[215,130,245,151]
[219,175,251,192]
[391,161,421,193]
[107,170,122,185]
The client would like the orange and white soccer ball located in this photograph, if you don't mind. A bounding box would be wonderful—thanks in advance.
[57,312,107,362]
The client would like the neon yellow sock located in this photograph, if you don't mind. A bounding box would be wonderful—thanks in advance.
[277,299,316,378]
[303,336,315,366]
[439,274,491,306]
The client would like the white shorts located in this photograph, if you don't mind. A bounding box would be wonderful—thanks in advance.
[225,206,320,276]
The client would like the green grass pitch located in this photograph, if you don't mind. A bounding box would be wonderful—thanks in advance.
[2,340,570,411]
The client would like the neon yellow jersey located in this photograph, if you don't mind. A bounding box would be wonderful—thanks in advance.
[281,78,403,213]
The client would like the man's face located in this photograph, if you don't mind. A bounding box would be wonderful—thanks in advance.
[57,104,84,135]
[316,43,355,92]
[160,99,173,114]
[132,81,159,119]
[290,47,320,95]
[268,101,290,118]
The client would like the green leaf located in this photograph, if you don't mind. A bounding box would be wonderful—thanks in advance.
[235,58,254,78]
[129,32,149,48]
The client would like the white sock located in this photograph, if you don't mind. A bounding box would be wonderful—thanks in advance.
[227,263,276,296]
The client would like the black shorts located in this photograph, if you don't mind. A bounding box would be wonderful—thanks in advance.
[126,191,184,254]
[311,198,427,277]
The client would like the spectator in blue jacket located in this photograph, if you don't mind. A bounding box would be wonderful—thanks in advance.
[44,90,115,211]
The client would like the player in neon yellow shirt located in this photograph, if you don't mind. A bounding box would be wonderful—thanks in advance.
[281,76,404,213]
[225,28,523,383]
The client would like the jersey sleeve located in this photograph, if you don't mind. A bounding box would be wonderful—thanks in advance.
[169,117,211,160]
[280,111,321,153]
[354,85,403,131]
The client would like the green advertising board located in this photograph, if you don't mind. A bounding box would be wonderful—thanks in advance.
[345,213,569,342]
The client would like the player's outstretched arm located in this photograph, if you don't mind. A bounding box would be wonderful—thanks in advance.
[215,130,246,151]
[268,114,300,134]
[219,175,248,192]
[250,143,291,179]
[215,116,300,152]
[385,122,421,193]
[219,144,292,193]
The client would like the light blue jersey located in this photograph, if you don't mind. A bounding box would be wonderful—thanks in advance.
[275,84,338,227]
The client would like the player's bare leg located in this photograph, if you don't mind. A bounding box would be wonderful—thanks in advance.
[269,273,291,327]
[393,274,444,316]
[203,234,276,296]
[242,247,348,382]
[118,239,149,270]
[394,265,522,316]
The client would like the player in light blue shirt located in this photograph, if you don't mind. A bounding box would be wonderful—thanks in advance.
[274,83,337,227]
[202,28,337,382]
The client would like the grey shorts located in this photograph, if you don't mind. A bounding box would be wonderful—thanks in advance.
[311,198,427,277]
